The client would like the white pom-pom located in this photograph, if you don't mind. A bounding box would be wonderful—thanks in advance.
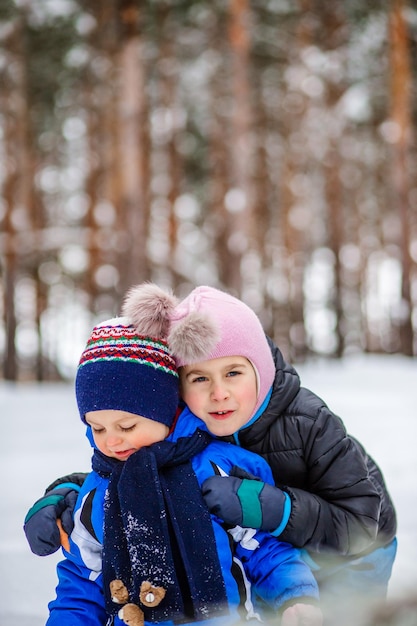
[121,283,178,339]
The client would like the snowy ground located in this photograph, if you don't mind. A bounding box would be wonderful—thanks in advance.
[1,354,416,625]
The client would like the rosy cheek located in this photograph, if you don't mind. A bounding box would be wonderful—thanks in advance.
[182,387,195,402]
[186,394,201,413]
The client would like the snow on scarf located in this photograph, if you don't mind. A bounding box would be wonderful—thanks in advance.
[92,429,229,623]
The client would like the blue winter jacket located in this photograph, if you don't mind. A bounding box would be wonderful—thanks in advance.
[47,408,319,626]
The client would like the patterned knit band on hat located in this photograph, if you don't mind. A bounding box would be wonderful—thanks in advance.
[75,317,179,427]
[168,286,275,416]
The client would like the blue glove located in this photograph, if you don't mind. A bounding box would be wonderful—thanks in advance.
[202,466,291,533]
[24,472,87,556]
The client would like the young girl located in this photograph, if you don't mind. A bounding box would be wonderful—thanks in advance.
[123,283,398,622]
[37,312,322,626]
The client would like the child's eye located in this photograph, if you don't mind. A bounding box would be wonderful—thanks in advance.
[226,370,240,377]
[92,427,104,434]
[120,425,136,432]
[191,376,208,383]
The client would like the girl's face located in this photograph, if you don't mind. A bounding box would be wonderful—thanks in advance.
[180,355,258,437]
[85,410,169,461]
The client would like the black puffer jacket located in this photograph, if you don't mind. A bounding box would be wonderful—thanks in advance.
[221,338,397,559]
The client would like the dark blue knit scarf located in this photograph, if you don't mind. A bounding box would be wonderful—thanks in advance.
[92,429,228,623]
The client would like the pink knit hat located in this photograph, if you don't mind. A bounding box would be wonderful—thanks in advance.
[121,283,275,417]
[168,286,275,415]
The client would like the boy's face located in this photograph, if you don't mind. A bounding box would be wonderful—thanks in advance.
[85,410,169,461]
[180,355,258,437]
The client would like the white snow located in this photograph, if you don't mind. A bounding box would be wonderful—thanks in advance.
[1,354,416,625]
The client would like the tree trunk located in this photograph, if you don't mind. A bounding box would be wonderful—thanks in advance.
[388,0,414,355]
[117,2,150,289]
[226,0,255,295]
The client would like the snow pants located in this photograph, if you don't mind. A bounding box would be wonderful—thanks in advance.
[303,538,397,625]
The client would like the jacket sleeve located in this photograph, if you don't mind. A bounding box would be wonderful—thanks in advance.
[263,338,394,556]
[213,444,320,609]
[277,398,383,556]
[47,555,107,626]
[234,531,319,610]
[46,477,108,626]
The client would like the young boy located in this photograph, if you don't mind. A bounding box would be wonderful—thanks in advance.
[38,313,322,626]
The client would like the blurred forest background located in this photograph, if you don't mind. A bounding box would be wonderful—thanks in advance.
[1,0,416,381]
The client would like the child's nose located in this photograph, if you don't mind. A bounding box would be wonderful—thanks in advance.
[210,382,230,401]
[106,433,123,447]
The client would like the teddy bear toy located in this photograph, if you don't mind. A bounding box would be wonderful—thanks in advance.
[117,603,144,626]
[110,579,166,626]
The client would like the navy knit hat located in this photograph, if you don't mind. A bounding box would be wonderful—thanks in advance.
[75,317,179,427]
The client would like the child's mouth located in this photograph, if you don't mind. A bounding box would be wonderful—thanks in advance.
[209,410,233,420]
[113,449,135,460]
